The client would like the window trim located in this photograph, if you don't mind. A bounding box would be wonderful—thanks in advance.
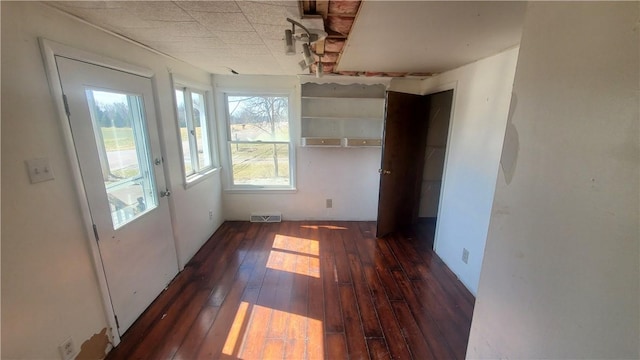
[221,90,297,191]
[170,75,219,188]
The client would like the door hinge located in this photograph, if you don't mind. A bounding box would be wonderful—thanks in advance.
[92,224,99,242]
[114,315,120,329]
[62,94,70,116]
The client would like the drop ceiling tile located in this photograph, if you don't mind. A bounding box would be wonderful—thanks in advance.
[221,56,286,74]
[249,1,299,8]
[172,50,215,63]
[228,44,271,56]
[146,38,228,53]
[174,1,241,13]
[217,31,264,45]
[120,22,213,41]
[190,36,230,49]
[236,1,297,25]
[51,1,122,10]
[69,8,159,29]
[188,11,253,32]
[201,45,270,58]
[262,38,290,54]
[126,1,192,21]
[190,54,287,75]
[51,5,197,32]
[251,24,286,40]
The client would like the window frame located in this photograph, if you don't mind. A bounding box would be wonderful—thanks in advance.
[171,76,219,188]
[222,90,297,191]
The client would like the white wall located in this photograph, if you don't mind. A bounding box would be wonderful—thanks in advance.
[1,2,223,358]
[214,75,382,221]
[421,48,520,295]
[468,2,639,358]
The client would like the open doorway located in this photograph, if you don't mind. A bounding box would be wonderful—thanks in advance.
[376,89,454,240]
[417,89,454,247]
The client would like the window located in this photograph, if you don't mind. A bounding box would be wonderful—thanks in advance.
[86,89,158,229]
[224,94,293,189]
[174,84,215,183]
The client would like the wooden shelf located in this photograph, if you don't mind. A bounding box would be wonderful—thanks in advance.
[301,137,342,147]
[300,137,382,148]
[344,138,382,147]
[301,96,384,100]
[302,116,382,121]
[301,83,386,147]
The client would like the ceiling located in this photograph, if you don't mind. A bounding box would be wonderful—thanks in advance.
[338,1,526,74]
[48,1,527,78]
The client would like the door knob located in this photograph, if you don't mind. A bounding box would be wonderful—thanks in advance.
[378,169,391,175]
[160,189,171,198]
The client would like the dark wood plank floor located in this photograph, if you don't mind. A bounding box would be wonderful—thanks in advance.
[106,221,475,360]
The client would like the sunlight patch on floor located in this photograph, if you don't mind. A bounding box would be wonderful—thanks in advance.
[300,225,348,230]
[272,234,319,256]
[222,301,250,356]
[266,250,320,278]
[223,303,324,359]
[266,234,320,278]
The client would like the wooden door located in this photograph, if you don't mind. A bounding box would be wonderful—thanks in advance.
[376,91,431,237]
[57,56,179,334]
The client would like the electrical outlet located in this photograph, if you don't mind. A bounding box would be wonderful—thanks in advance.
[209,210,213,220]
[326,199,332,208]
[58,337,76,360]
[462,248,469,264]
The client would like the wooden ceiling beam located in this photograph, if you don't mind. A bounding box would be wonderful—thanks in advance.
[316,1,329,19]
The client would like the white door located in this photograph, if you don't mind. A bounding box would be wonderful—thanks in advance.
[56,56,178,334]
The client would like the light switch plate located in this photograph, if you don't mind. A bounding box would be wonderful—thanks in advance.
[26,158,55,183]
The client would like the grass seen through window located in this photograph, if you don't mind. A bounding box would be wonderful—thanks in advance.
[226,95,292,187]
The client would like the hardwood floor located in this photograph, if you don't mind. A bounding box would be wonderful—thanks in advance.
[105,221,475,360]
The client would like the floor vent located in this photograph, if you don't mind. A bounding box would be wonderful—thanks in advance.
[250,213,282,223]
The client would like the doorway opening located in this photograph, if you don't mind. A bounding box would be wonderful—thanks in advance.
[376,89,454,247]
[417,90,454,247]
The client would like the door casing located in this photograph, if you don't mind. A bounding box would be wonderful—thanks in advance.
[39,38,167,346]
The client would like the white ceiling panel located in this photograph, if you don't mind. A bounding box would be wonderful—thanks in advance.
[119,22,213,41]
[174,1,241,13]
[216,31,264,45]
[56,7,157,29]
[188,11,254,32]
[236,1,298,25]
[145,38,227,53]
[338,1,526,74]
[126,1,192,21]
[251,23,287,41]
[47,1,526,76]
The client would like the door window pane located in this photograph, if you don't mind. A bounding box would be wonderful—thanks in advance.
[86,89,158,229]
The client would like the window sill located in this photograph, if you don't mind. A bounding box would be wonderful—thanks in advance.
[184,167,221,189]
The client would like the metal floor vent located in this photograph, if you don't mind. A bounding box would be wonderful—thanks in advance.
[250,213,282,223]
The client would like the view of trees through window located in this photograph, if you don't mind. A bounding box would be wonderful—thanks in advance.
[226,95,291,186]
